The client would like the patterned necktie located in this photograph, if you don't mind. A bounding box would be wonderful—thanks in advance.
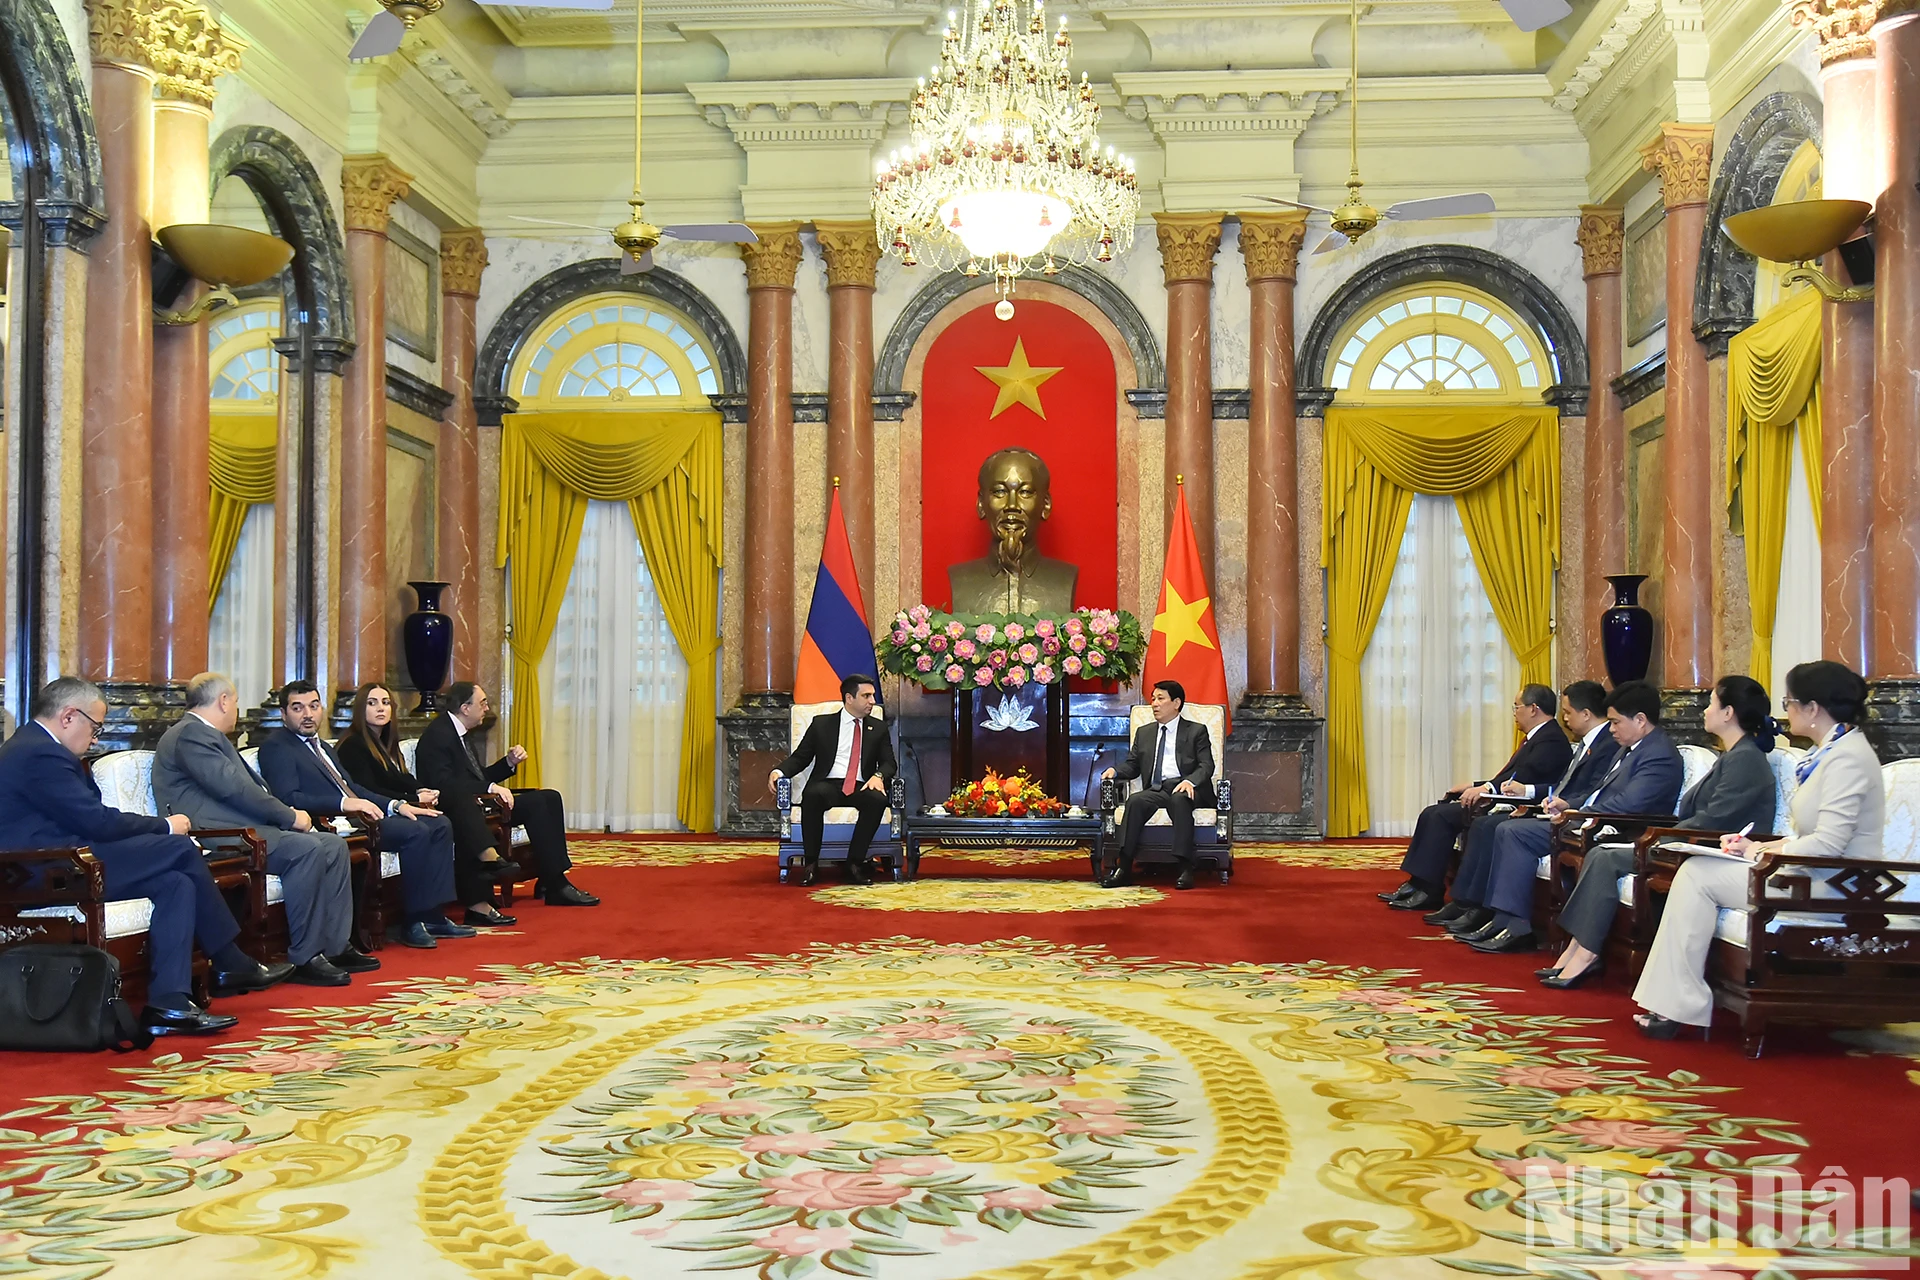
[842,718,863,796]
[462,731,485,777]
[1552,738,1590,797]
[306,736,354,796]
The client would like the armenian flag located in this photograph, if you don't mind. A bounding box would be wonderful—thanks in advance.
[795,486,878,704]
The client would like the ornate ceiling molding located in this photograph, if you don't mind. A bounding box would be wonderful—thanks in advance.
[1550,0,1663,111]
[408,47,513,138]
[689,77,914,142]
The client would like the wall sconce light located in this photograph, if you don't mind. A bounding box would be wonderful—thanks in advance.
[153,224,294,326]
[1722,199,1874,302]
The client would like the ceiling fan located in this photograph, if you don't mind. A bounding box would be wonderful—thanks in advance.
[354,0,757,270]
[1247,0,1538,255]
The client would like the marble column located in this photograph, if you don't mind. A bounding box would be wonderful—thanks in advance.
[1577,207,1626,682]
[438,229,488,686]
[78,2,159,698]
[148,6,241,685]
[739,222,805,696]
[1641,124,1716,709]
[1238,211,1307,697]
[337,156,413,696]
[1156,213,1223,581]
[816,221,882,597]
[1802,10,1878,672]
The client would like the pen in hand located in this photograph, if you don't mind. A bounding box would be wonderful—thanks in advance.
[1721,821,1756,858]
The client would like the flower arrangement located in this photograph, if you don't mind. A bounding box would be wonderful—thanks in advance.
[944,767,1067,818]
[876,605,1146,692]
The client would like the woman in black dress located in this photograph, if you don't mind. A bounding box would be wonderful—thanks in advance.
[336,683,515,927]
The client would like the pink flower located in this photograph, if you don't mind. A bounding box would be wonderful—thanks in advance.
[694,1100,769,1116]
[469,982,542,1000]
[988,649,1009,668]
[1041,636,1061,655]
[1034,619,1057,638]
[983,1187,1061,1210]
[930,634,949,652]
[871,1155,951,1174]
[1016,1073,1075,1088]
[753,1224,854,1257]
[1064,617,1084,635]
[893,628,910,644]
[850,1036,898,1048]
[239,1050,343,1074]
[1342,990,1413,1007]
[1059,1098,1122,1113]
[1005,666,1028,686]
[1086,649,1106,668]
[1555,1120,1695,1148]
[916,655,935,673]
[909,604,931,623]
[973,667,995,687]
[954,639,978,660]
[113,1100,241,1127]
[1101,632,1119,649]
[1385,1044,1449,1059]
[404,1033,463,1048]
[944,1048,1014,1062]
[1063,655,1083,675]
[1056,1115,1134,1135]
[1494,1158,1583,1181]
[975,624,997,643]
[762,1169,909,1209]
[681,1060,751,1080]
[912,621,932,640]
[1497,1066,1609,1090]
[944,664,966,684]
[1068,634,1088,652]
[169,1139,252,1160]
[1005,623,1026,642]
[742,1131,836,1154]
[1089,615,1110,635]
[946,621,966,639]
[884,1021,967,1040]
[1033,664,1055,684]
[1018,643,1039,664]
[606,1179,695,1206]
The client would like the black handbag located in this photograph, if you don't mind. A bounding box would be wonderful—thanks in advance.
[0,944,152,1053]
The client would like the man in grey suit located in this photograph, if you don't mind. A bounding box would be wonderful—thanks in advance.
[152,673,374,987]
[1100,679,1216,891]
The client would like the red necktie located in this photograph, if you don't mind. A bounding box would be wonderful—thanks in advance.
[843,718,862,796]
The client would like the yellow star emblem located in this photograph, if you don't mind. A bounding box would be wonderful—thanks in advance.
[1153,581,1216,665]
[976,338,1064,419]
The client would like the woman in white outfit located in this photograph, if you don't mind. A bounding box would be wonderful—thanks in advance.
[1630,661,1884,1039]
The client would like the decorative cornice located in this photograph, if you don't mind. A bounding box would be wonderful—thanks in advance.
[439,229,488,298]
[147,1,241,106]
[386,366,454,419]
[84,0,162,71]
[409,47,513,138]
[815,220,882,289]
[1551,0,1661,111]
[741,222,806,290]
[1790,0,1877,60]
[1238,210,1308,283]
[1612,351,1666,407]
[1113,69,1345,131]
[1155,212,1223,286]
[1640,123,1715,208]
[690,79,912,149]
[1576,205,1626,277]
[341,155,414,234]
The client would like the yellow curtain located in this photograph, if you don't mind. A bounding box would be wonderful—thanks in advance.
[1727,285,1823,684]
[1323,405,1561,836]
[497,410,724,830]
[208,413,278,612]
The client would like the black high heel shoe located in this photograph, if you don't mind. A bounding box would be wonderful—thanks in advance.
[1634,1013,1705,1041]
[1540,961,1602,990]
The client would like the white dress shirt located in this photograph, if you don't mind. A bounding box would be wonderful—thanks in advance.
[1516,720,1609,800]
[1152,716,1183,785]
[830,709,859,780]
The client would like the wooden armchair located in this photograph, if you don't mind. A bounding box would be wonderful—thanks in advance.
[239,747,390,950]
[774,702,906,883]
[1099,705,1234,884]
[0,847,205,1008]
[398,738,531,904]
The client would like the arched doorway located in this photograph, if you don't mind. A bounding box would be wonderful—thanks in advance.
[205,298,283,710]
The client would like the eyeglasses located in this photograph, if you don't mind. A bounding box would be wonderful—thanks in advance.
[1780,696,1805,712]
[71,706,104,741]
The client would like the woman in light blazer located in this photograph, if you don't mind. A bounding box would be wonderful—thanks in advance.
[1631,661,1884,1038]
[1538,674,1780,990]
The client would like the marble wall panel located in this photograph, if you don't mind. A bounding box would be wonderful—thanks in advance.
[792,417,827,674]
[1621,183,1669,372]
[1559,414,1592,682]
[1213,416,1250,705]
[1212,222,1250,389]
[1707,357,1752,680]
[1625,395,1666,678]
[385,202,442,384]
[792,230,829,394]
[1297,415,1325,712]
[384,404,439,693]
[721,419,747,714]
[477,423,503,699]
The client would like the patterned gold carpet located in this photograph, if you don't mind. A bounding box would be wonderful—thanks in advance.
[567,836,1406,871]
[0,938,1837,1279]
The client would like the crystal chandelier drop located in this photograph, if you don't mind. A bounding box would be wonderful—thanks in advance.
[872,0,1139,318]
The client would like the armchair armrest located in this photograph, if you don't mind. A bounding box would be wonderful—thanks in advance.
[890,775,906,838]
[0,847,105,907]
[1215,777,1231,812]
[776,776,793,840]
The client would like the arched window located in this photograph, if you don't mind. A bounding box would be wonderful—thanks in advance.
[1327,284,1552,400]
[510,294,721,408]
[209,301,282,403]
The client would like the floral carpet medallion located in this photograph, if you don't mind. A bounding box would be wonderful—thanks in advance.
[565,837,1405,872]
[0,939,1888,1280]
[808,879,1164,913]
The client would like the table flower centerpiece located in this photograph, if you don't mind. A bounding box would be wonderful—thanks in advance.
[944,767,1068,818]
[876,605,1146,692]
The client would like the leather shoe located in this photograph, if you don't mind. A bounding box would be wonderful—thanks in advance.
[1174,867,1196,890]
[1445,908,1496,936]
[796,862,819,887]
[1469,928,1540,954]
[1377,880,1417,903]
[464,907,517,927]
[424,916,478,938]
[1389,888,1441,911]
[287,956,351,986]
[394,921,437,949]
[1423,902,1470,925]
[541,880,600,906]
[328,946,381,973]
[211,958,294,996]
[843,859,874,886]
[1454,918,1506,944]
[1100,866,1133,888]
[141,1003,237,1037]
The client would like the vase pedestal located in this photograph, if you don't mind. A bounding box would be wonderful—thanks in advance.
[950,684,1070,800]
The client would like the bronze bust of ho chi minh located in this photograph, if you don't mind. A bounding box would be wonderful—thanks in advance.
[946,447,1079,616]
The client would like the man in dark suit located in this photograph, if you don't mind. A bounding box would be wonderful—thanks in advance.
[1100,679,1216,892]
[258,682,472,950]
[154,673,371,987]
[1427,679,1619,933]
[769,674,897,887]
[0,677,291,1036]
[414,682,598,911]
[1381,683,1573,912]
[1461,679,1686,953]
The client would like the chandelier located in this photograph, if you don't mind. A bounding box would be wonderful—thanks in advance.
[873,0,1139,318]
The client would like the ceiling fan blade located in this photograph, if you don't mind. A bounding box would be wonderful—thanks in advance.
[349,10,405,60]
[477,0,613,8]
[620,250,654,276]
[510,215,608,233]
[1386,192,1497,221]
[1312,232,1348,256]
[1244,194,1338,217]
[663,224,760,243]
[1496,0,1572,30]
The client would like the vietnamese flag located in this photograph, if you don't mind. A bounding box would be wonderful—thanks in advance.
[794,486,877,705]
[1143,484,1230,730]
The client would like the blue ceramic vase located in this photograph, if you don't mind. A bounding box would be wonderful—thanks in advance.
[1601,573,1654,686]
[403,580,454,711]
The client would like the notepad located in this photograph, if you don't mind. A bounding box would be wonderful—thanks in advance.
[1660,841,1756,862]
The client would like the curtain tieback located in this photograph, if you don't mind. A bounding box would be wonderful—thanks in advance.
[1325,643,1365,665]
[1517,638,1554,666]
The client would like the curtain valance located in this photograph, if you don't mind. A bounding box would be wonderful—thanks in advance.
[208,412,277,613]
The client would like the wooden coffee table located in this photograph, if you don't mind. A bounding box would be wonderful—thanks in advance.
[901,812,1107,881]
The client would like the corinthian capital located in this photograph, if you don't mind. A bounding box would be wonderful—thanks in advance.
[1576,206,1626,277]
[1155,212,1224,286]
[815,221,883,289]
[85,0,163,71]
[148,2,244,106]
[1639,123,1715,209]
[1788,0,1878,63]
[342,156,415,235]
[740,222,806,290]
[440,230,489,298]
[1238,211,1309,283]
